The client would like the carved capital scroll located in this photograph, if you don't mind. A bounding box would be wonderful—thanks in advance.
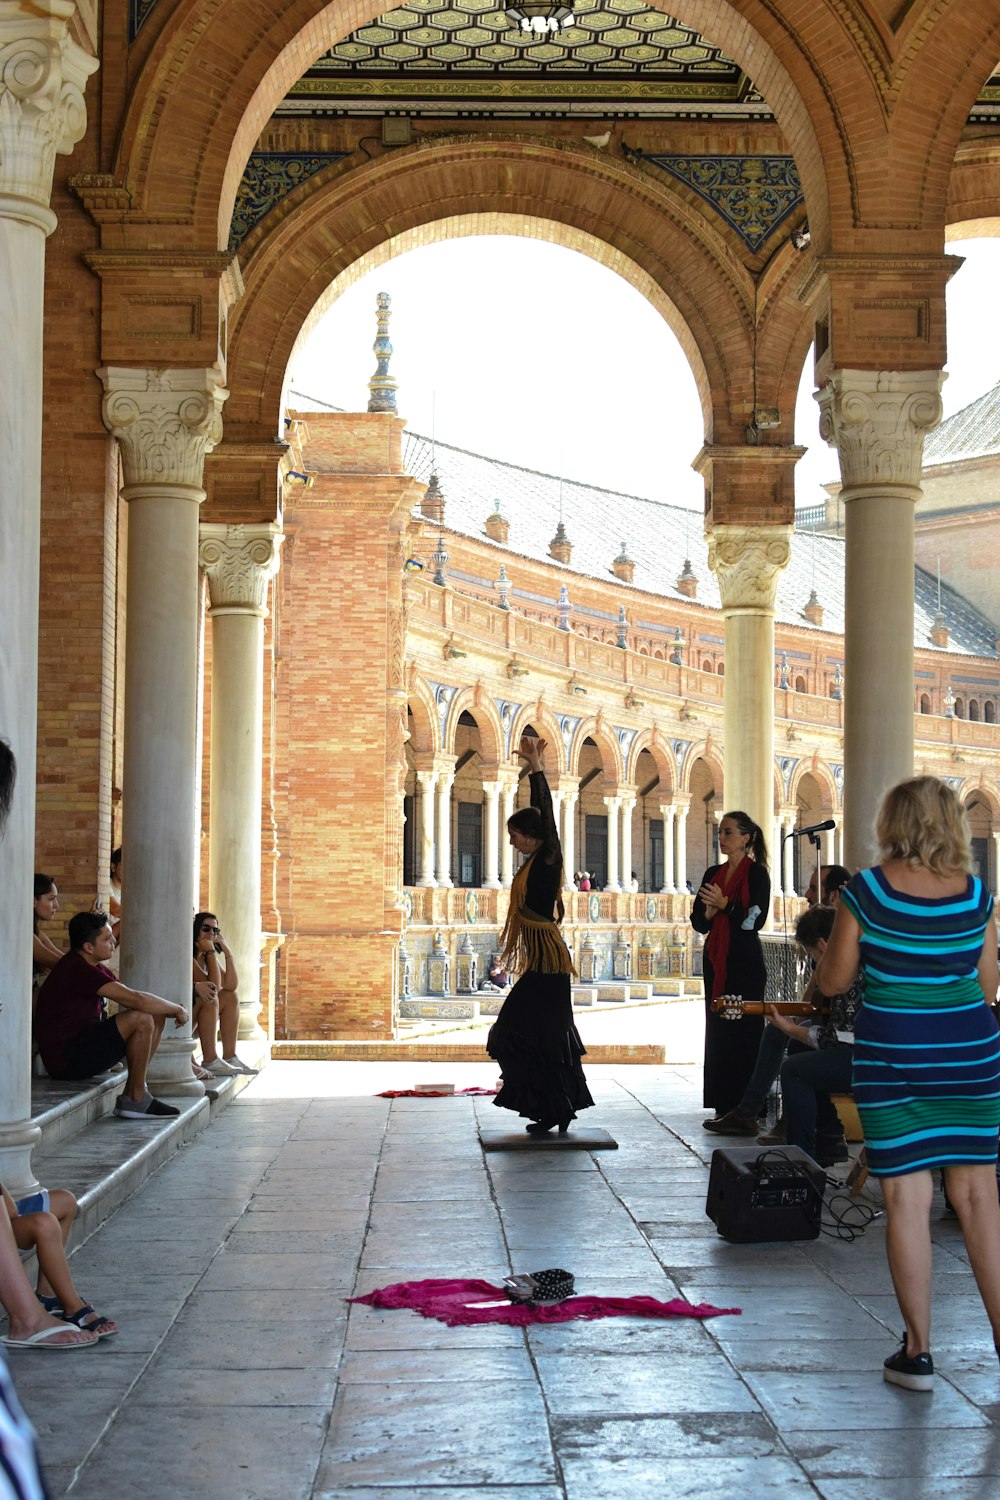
[816,368,944,492]
[707,523,792,614]
[99,367,228,493]
[198,522,283,616]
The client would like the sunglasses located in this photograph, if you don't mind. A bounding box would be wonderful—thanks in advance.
[200,924,221,934]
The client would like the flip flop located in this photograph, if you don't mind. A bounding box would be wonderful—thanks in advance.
[2,1324,98,1350]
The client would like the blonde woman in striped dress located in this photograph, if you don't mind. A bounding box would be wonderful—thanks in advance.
[815,777,1000,1392]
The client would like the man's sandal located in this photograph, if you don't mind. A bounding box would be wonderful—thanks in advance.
[35,1293,62,1314]
[62,1304,119,1339]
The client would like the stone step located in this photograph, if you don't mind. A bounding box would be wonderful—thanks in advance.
[22,1068,256,1251]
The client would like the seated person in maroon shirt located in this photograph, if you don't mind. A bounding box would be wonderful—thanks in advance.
[33,911,188,1120]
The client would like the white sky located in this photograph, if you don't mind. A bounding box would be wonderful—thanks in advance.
[289,235,1000,511]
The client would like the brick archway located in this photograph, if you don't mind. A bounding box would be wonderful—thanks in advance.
[115,1,877,254]
[225,141,816,448]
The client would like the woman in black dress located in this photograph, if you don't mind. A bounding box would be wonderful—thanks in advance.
[690,810,771,1119]
[488,736,594,1135]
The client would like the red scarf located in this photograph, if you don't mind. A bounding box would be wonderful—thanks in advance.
[704,855,751,1001]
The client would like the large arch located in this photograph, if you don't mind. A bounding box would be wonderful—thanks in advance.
[112,1,863,255]
[225,146,795,445]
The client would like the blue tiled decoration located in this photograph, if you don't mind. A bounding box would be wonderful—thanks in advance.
[642,155,803,252]
[228,152,348,252]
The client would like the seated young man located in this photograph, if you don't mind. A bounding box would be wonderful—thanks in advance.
[33,911,187,1120]
[765,903,859,1167]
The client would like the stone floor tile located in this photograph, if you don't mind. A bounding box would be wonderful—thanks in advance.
[560,1454,820,1498]
[197,1249,358,1292]
[313,1488,564,1499]
[129,1362,339,1407]
[786,1426,1000,1480]
[154,1318,346,1370]
[744,1366,989,1429]
[316,1378,556,1489]
[552,1409,782,1461]
[337,1347,535,1382]
[534,1350,760,1416]
[67,1406,331,1500]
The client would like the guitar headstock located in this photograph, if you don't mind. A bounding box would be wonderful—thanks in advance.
[711,993,744,1020]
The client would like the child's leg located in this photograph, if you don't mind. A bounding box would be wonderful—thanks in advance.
[11,1211,83,1314]
[34,1190,78,1297]
[12,1211,118,1335]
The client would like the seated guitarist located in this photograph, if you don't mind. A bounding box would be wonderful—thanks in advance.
[766,904,860,1167]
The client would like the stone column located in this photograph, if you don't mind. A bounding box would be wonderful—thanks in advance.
[675,799,690,894]
[659,804,676,893]
[560,786,579,891]
[100,367,229,1096]
[499,778,516,889]
[435,767,455,887]
[620,795,636,891]
[198,523,283,1042]
[707,526,792,843]
[604,796,621,892]
[0,2,97,1191]
[415,770,437,887]
[481,779,501,889]
[817,369,944,866]
[991,829,1000,898]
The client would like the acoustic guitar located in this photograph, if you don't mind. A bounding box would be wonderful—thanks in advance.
[711,994,812,1022]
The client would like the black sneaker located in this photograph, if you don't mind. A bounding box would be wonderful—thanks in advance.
[114,1094,180,1120]
[816,1136,850,1166]
[703,1109,760,1136]
[883,1341,934,1391]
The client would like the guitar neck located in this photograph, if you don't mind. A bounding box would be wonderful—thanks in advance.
[711,995,807,1018]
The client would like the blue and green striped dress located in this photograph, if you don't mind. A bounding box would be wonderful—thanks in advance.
[841,868,1000,1177]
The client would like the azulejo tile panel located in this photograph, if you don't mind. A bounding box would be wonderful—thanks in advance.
[639,154,803,252]
[229,152,349,251]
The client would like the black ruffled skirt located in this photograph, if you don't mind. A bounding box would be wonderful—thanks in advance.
[486,969,595,1126]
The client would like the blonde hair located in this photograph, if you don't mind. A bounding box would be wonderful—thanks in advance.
[875,776,973,876]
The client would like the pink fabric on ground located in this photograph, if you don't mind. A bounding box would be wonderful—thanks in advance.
[374,1088,499,1098]
[348,1278,740,1326]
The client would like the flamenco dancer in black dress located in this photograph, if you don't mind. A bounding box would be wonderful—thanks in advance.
[690,810,771,1121]
[488,735,594,1136]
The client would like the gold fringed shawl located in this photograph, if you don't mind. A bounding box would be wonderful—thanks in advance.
[497,855,577,977]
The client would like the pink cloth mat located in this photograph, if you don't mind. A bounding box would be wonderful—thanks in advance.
[375,1087,498,1097]
[348,1277,741,1327]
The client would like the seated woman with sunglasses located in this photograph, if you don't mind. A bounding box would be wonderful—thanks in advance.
[191,914,257,1077]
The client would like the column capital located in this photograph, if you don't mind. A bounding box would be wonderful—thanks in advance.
[602,794,621,812]
[199,522,283,617]
[707,523,792,614]
[98,366,228,493]
[0,1,98,233]
[815,368,944,491]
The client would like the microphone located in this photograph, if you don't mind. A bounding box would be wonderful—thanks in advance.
[791,819,836,837]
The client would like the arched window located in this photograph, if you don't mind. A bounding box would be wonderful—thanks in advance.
[954,698,966,719]
[716,662,725,676]
[919,693,931,714]
[986,702,996,724]
[969,700,981,721]
[652,648,664,660]
[795,675,806,693]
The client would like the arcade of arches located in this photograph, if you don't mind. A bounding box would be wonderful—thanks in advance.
[4,0,1000,1191]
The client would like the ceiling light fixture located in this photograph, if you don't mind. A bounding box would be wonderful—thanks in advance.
[505,1,575,36]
